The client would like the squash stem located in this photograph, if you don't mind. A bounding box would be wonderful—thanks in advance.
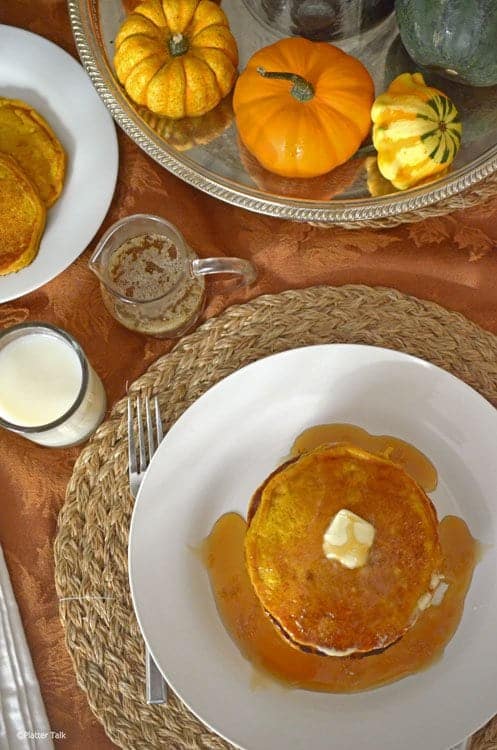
[169,33,189,57]
[256,66,315,102]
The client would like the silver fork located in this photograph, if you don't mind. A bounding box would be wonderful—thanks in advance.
[128,394,168,705]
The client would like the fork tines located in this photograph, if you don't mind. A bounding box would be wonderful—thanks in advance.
[127,394,163,476]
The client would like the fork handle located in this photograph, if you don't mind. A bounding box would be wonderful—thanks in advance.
[145,647,167,704]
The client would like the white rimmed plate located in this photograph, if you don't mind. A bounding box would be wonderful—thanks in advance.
[129,344,497,750]
[0,25,118,302]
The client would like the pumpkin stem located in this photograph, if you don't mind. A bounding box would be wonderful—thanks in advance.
[256,66,315,102]
[169,33,189,57]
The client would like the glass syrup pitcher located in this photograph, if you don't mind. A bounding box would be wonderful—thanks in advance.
[89,214,256,338]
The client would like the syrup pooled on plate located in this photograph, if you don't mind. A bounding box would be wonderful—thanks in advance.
[289,422,438,493]
[202,424,478,692]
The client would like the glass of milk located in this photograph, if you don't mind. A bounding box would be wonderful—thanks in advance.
[0,323,107,447]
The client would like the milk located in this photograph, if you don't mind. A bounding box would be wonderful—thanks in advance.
[0,329,106,447]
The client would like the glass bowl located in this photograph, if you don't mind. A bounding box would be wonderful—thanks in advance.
[68,0,497,224]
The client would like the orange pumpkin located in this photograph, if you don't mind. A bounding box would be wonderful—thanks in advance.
[233,37,374,178]
[238,136,365,201]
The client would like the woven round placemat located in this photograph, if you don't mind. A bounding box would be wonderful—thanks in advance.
[54,285,497,750]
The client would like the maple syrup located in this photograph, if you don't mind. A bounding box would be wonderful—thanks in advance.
[99,233,205,337]
[289,423,438,492]
[202,424,478,692]
[203,513,477,692]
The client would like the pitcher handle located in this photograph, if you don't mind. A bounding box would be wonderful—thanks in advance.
[190,257,256,287]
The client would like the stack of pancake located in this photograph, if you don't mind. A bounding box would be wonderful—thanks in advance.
[245,443,443,657]
[0,97,66,275]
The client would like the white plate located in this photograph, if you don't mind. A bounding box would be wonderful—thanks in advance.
[0,25,118,302]
[129,344,497,750]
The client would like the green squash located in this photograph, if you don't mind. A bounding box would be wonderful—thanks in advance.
[395,0,497,87]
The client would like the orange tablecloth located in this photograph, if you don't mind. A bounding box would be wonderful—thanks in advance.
[1,2,497,748]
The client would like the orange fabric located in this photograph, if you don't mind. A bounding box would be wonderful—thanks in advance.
[1,2,497,749]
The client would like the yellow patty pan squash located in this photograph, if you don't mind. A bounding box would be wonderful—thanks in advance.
[371,72,462,190]
[114,0,239,119]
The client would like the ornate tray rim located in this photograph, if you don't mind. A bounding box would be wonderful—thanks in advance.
[68,0,497,224]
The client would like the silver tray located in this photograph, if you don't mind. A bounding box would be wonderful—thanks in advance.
[68,0,497,224]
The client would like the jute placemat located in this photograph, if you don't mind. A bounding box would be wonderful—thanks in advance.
[54,285,497,750]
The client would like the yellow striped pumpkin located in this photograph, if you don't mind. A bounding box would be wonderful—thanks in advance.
[114,0,238,119]
[371,72,462,190]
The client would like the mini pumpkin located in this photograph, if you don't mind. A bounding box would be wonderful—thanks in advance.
[371,72,462,190]
[114,0,238,119]
[233,37,374,178]
[239,136,365,200]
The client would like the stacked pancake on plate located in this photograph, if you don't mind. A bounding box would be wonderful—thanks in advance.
[245,443,443,656]
[0,97,65,276]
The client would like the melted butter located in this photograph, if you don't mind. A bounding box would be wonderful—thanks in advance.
[322,509,375,569]
[290,423,438,492]
[203,512,478,692]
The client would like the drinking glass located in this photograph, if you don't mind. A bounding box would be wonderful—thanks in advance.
[0,322,107,447]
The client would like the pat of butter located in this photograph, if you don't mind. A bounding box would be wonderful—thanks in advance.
[323,509,375,569]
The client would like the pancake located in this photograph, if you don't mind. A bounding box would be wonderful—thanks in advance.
[0,153,46,275]
[245,443,443,656]
[0,97,66,207]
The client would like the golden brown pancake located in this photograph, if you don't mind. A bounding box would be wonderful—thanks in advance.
[0,97,66,207]
[0,153,46,275]
[245,444,443,656]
